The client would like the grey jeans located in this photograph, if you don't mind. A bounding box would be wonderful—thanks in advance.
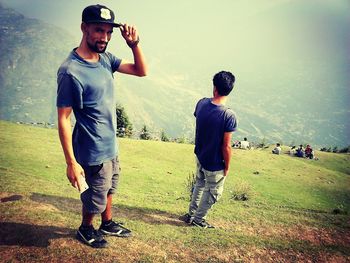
[189,158,226,222]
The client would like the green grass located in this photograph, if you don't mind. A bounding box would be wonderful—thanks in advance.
[0,120,349,262]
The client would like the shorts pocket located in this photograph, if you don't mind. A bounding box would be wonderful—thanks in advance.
[90,163,103,177]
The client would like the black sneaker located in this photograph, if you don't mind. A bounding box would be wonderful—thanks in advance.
[99,220,132,237]
[76,225,108,248]
[178,213,192,224]
[191,219,215,229]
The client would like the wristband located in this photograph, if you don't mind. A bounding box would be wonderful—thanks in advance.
[127,36,140,48]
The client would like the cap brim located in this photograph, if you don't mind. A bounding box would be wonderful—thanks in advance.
[83,20,122,27]
[112,22,123,28]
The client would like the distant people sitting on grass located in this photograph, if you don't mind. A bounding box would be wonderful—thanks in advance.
[296,145,305,158]
[240,137,250,150]
[272,143,282,155]
[232,140,240,148]
[305,145,314,159]
[289,146,297,156]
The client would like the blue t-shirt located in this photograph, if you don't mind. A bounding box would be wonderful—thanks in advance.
[57,49,122,166]
[194,98,237,171]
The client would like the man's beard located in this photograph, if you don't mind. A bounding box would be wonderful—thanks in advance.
[87,41,108,53]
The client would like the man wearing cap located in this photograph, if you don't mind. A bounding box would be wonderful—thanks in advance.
[57,4,147,248]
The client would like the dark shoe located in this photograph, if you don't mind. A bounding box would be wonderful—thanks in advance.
[76,225,108,248]
[99,220,132,237]
[178,213,192,224]
[191,219,215,229]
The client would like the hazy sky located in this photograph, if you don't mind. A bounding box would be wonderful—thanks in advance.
[0,0,350,68]
[2,0,349,75]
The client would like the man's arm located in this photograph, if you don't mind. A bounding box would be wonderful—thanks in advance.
[57,107,85,191]
[117,24,147,77]
[222,132,233,177]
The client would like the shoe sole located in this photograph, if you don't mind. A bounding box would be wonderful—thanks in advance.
[179,218,192,224]
[76,230,108,248]
[191,221,207,228]
[191,221,215,229]
[99,229,132,237]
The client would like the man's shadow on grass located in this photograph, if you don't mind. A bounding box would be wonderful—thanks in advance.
[30,193,183,226]
[0,222,73,247]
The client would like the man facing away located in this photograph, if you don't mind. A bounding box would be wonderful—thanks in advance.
[180,71,237,228]
[56,4,147,248]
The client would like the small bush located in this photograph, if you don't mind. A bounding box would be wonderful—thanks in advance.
[332,204,348,215]
[140,125,151,140]
[160,130,170,142]
[176,136,187,144]
[185,172,196,201]
[230,180,253,201]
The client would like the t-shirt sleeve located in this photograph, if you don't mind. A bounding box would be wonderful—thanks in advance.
[225,110,238,132]
[56,73,83,109]
[194,98,206,117]
[107,52,122,72]
[194,101,199,117]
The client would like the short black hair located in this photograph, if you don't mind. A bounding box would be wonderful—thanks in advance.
[213,71,235,96]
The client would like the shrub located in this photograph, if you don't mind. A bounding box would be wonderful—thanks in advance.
[185,172,196,201]
[230,179,253,201]
[160,130,170,142]
[176,136,187,144]
[140,125,151,140]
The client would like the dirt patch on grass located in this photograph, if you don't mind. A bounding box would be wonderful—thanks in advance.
[1,192,349,262]
[284,226,350,247]
[1,219,349,263]
[1,237,349,263]
[214,216,350,248]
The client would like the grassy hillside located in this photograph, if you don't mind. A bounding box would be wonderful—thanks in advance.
[0,120,349,262]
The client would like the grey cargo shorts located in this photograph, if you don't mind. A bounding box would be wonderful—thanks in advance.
[81,157,120,214]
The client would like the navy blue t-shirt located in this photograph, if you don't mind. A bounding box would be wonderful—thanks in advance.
[194,98,237,171]
[57,49,122,166]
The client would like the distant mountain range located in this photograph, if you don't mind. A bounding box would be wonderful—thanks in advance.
[0,4,349,148]
[0,4,75,124]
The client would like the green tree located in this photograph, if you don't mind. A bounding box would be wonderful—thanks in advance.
[339,146,350,153]
[160,130,170,142]
[140,125,151,140]
[116,104,133,137]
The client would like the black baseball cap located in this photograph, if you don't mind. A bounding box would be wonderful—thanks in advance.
[82,4,122,27]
